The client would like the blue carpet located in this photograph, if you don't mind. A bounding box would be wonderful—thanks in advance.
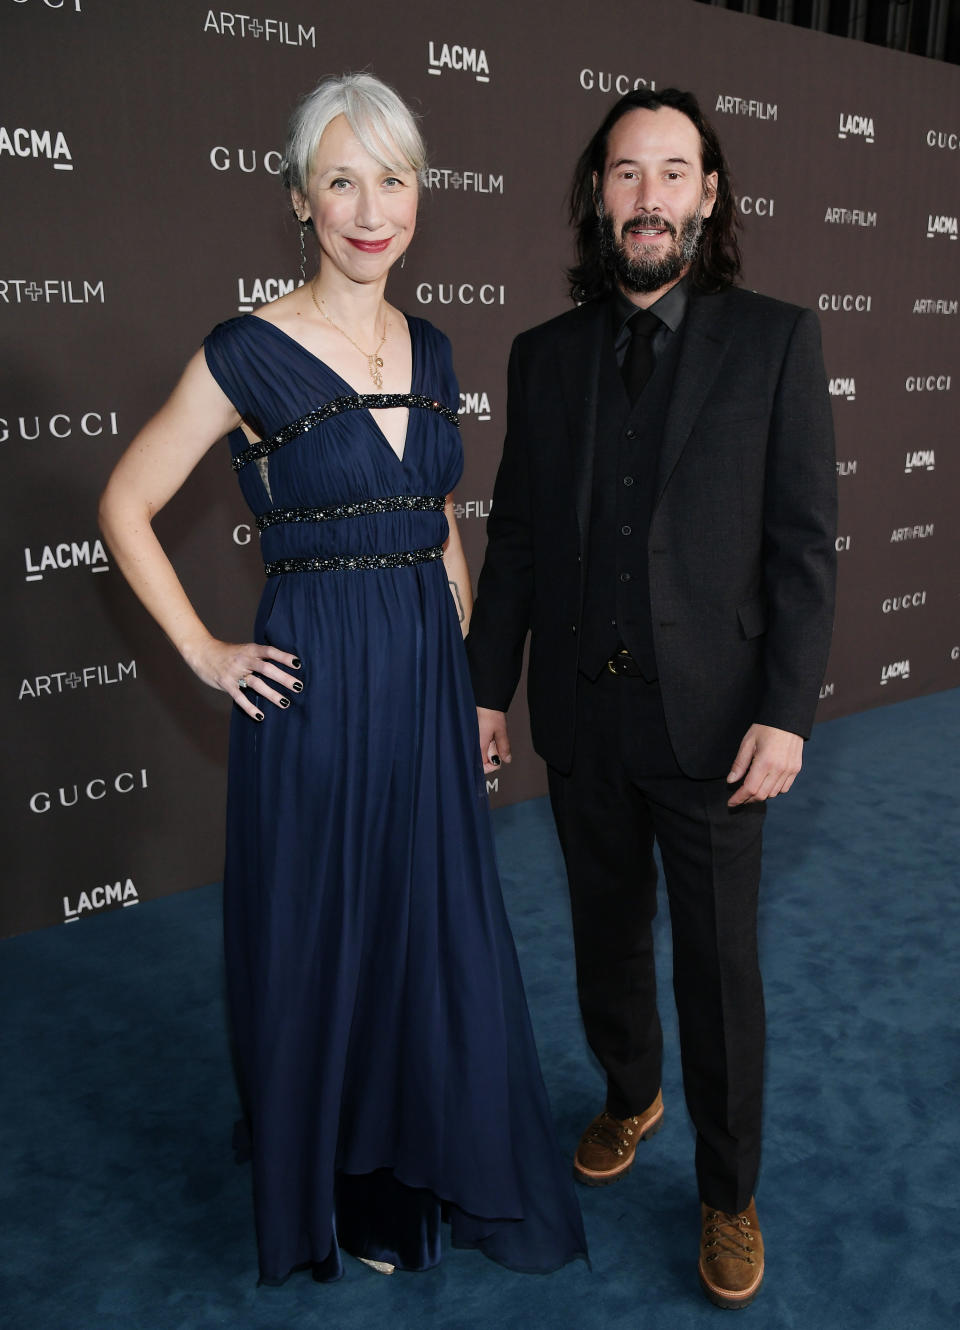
[2,691,958,1329]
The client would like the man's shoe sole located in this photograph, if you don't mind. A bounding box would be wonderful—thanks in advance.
[572,1108,664,1186]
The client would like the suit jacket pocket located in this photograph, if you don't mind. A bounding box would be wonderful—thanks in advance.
[737,598,767,640]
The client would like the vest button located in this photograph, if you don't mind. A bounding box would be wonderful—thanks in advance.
[623,476,634,486]
[625,427,637,440]
[620,572,632,582]
[621,525,632,536]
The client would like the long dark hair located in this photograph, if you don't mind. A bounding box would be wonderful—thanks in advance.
[567,88,741,302]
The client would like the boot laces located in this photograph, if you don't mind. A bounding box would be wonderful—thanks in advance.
[702,1209,756,1266]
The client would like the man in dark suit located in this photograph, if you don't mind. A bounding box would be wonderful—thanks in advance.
[466,88,836,1309]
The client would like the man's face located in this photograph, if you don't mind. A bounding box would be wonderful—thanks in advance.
[595,106,718,300]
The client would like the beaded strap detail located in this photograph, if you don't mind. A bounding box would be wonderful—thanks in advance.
[233,394,460,472]
[257,495,445,531]
[264,544,445,577]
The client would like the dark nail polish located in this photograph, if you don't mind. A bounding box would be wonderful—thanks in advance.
[279,697,290,709]
[292,681,304,693]
[491,755,501,767]
[291,657,302,669]
[254,711,264,722]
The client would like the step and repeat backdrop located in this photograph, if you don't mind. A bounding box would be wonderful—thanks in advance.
[3,0,958,935]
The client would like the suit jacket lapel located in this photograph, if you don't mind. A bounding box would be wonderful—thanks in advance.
[557,300,609,554]
[655,289,733,504]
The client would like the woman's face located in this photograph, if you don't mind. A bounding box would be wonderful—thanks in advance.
[295,113,418,285]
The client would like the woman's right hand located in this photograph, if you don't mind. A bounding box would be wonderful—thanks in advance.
[183,636,303,722]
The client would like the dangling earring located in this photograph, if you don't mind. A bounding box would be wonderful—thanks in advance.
[400,251,406,270]
[297,219,308,284]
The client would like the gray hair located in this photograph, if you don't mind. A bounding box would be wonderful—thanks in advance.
[281,72,427,197]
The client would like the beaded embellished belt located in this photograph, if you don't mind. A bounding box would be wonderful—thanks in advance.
[264,544,445,576]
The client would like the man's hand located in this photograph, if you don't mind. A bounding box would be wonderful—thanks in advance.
[726,723,803,807]
[477,707,512,775]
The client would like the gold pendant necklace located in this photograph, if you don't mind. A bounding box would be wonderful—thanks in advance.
[311,280,387,389]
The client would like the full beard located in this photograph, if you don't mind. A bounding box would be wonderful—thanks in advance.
[599,204,705,294]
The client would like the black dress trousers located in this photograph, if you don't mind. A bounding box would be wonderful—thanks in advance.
[548,661,767,1214]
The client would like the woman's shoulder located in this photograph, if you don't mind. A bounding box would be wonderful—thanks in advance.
[405,313,452,353]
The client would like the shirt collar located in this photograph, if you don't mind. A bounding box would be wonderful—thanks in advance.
[612,274,690,337]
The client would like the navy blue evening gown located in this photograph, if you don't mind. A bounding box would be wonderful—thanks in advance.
[202,314,586,1285]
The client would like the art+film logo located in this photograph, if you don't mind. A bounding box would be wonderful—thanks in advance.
[0,278,104,304]
[28,768,149,814]
[427,40,490,83]
[23,537,109,582]
[836,458,857,477]
[426,168,504,195]
[452,499,492,520]
[714,95,777,121]
[19,660,137,702]
[828,377,855,402]
[823,206,877,228]
[0,410,119,443]
[415,282,505,307]
[0,125,73,170]
[63,878,140,924]
[819,681,835,700]
[913,297,957,315]
[202,9,316,46]
[837,112,875,143]
[890,523,934,542]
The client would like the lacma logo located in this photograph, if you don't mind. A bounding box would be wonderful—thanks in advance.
[0,126,73,170]
[927,214,958,240]
[237,276,302,313]
[838,113,874,142]
[459,391,492,421]
[24,538,108,582]
[880,660,910,686]
[428,41,490,83]
[64,878,139,924]
[828,377,855,402]
[904,449,935,473]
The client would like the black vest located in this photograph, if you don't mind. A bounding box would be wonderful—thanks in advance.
[580,321,684,679]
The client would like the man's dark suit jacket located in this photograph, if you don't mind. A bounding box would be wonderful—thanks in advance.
[466,285,838,779]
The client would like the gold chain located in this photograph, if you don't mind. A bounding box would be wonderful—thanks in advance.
[310,280,387,389]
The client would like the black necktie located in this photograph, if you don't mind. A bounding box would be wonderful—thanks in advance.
[621,308,661,403]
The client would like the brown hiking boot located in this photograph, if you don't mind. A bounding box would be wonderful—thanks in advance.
[573,1090,664,1185]
[698,1197,765,1309]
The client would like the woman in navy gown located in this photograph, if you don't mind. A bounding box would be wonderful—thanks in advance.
[99,72,586,1286]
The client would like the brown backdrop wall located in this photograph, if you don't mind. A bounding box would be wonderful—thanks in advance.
[3,0,958,936]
